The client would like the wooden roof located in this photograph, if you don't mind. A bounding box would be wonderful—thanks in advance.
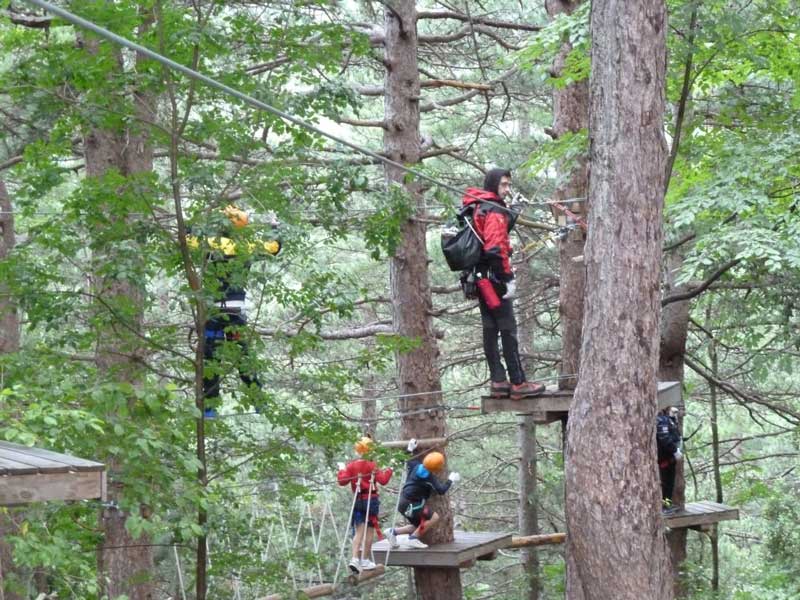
[0,441,106,506]
[663,501,739,531]
[372,530,511,568]
[481,380,682,422]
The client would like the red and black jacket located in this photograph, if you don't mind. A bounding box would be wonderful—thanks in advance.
[337,459,393,500]
[461,188,515,281]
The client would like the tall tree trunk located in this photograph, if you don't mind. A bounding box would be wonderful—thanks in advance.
[564,1,671,598]
[545,0,589,394]
[708,325,722,592]
[658,3,700,590]
[360,306,379,436]
[515,259,540,600]
[0,180,19,355]
[518,416,541,600]
[659,251,689,595]
[545,2,590,596]
[383,2,462,598]
[0,179,25,600]
[84,30,156,600]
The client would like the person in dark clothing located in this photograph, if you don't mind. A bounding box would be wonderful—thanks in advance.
[190,206,281,417]
[386,440,460,549]
[462,168,545,401]
[657,406,683,512]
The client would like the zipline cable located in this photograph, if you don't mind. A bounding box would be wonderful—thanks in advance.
[22,0,551,221]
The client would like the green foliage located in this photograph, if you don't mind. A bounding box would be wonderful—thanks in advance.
[513,3,590,87]
[362,183,414,260]
[520,129,587,185]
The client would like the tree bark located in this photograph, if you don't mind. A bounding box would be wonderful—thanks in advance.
[0,180,19,355]
[383,2,462,598]
[83,29,156,600]
[564,1,671,598]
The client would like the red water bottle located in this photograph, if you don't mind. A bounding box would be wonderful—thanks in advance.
[476,276,501,310]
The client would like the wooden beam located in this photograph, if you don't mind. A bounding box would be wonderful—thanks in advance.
[259,566,384,600]
[381,437,447,449]
[420,79,491,91]
[481,381,682,417]
[510,532,566,548]
[0,471,105,505]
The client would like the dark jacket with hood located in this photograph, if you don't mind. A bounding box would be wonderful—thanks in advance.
[401,458,452,502]
[656,414,681,467]
[460,169,517,281]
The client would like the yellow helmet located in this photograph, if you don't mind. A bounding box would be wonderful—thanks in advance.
[354,436,374,456]
[223,205,249,229]
[423,451,445,472]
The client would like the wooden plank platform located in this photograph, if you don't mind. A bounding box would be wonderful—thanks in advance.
[0,441,106,505]
[481,381,682,421]
[663,501,739,531]
[372,531,511,568]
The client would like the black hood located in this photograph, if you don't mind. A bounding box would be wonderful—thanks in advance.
[482,168,511,196]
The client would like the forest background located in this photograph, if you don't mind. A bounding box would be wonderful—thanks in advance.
[0,0,798,599]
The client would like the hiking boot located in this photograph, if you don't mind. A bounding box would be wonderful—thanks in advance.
[386,528,399,549]
[348,558,362,574]
[510,381,545,401]
[405,536,428,549]
[360,558,377,570]
[489,381,511,398]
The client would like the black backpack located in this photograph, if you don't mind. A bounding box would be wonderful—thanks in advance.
[441,205,483,272]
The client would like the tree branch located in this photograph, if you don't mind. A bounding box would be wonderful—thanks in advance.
[685,355,800,424]
[2,8,52,28]
[0,156,23,172]
[661,259,740,306]
[416,9,542,32]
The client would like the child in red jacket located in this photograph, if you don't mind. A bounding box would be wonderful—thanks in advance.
[337,436,393,573]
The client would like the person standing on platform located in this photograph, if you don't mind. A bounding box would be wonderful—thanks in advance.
[386,440,460,549]
[337,435,393,573]
[657,406,683,513]
[461,168,545,401]
[189,205,281,417]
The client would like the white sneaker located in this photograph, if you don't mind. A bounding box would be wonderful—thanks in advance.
[405,537,428,549]
[360,558,377,570]
[348,558,362,574]
[386,528,399,548]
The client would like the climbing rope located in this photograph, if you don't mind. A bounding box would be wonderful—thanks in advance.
[332,474,362,586]
[383,466,408,569]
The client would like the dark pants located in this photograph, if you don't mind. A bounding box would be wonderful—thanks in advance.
[479,296,525,385]
[660,460,676,503]
[203,314,261,402]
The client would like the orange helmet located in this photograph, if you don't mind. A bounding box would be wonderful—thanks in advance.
[223,205,249,229]
[354,436,374,456]
[423,451,445,472]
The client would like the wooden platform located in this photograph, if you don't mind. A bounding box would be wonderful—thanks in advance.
[372,531,511,568]
[481,381,682,422]
[0,441,106,506]
[663,501,739,531]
